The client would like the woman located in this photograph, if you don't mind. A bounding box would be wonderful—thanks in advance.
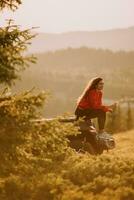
[74,77,117,134]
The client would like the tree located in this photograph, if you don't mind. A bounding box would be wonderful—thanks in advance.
[0,3,36,85]
[126,102,133,130]
[0,0,22,11]
[0,2,80,199]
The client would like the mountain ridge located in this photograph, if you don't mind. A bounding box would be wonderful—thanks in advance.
[28,26,134,53]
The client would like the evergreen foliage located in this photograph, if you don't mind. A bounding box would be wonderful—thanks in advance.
[0,1,134,199]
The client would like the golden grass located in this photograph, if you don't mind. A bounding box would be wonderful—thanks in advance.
[104,129,134,158]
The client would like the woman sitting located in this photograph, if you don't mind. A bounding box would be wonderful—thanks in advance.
[74,77,117,134]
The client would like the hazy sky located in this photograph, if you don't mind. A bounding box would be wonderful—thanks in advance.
[0,0,134,33]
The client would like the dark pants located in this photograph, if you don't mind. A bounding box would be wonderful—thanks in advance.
[75,107,106,130]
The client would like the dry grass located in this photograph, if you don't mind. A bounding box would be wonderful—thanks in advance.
[104,129,134,158]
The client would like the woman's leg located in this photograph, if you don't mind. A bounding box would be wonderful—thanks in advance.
[96,110,106,132]
[75,107,106,131]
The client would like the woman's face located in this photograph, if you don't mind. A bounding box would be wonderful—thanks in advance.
[96,80,104,90]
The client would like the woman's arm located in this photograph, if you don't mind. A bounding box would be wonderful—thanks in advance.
[88,90,111,112]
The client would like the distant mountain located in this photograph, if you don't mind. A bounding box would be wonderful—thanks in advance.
[14,47,134,117]
[28,27,134,53]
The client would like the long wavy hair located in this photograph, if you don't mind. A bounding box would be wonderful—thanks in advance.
[76,77,103,105]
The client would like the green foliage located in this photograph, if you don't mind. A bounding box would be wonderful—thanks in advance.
[0,1,134,200]
[0,20,36,85]
[60,153,134,200]
[0,0,22,11]
[0,90,48,175]
[0,89,81,199]
[0,142,134,200]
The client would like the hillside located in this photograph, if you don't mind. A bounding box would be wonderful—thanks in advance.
[13,48,134,117]
[28,27,134,53]
[0,93,134,200]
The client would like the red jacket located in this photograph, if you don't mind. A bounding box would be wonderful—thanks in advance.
[78,89,109,112]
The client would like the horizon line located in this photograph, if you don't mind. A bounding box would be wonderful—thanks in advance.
[33,25,134,34]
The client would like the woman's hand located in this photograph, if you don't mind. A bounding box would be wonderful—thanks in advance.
[109,102,118,109]
[108,108,113,113]
[108,102,118,112]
